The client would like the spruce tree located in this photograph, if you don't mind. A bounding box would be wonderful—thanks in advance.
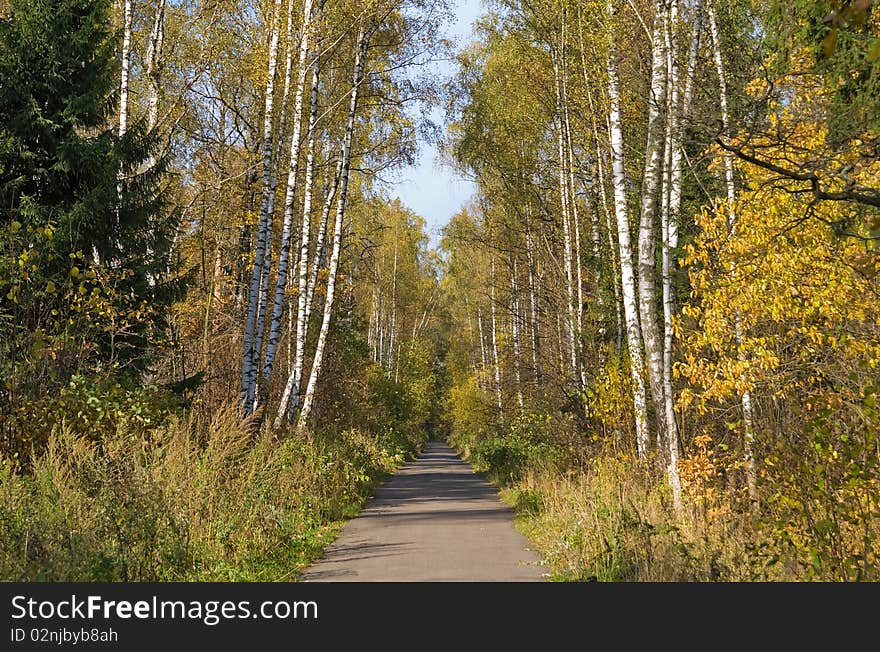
[0,0,178,384]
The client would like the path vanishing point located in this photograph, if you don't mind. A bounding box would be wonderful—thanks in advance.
[301,441,546,581]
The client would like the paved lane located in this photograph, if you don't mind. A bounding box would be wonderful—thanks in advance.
[301,440,546,581]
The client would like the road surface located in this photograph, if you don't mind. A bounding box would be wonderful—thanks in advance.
[301,440,546,581]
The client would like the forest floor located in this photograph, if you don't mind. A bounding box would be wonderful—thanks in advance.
[300,441,546,581]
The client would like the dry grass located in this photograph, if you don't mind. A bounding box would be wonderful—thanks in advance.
[0,403,421,581]
[499,451,879,581]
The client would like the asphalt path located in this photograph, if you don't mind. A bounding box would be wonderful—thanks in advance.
[300,440,546,581]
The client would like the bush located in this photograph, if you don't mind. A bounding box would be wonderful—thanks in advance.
[470,412,568,484]
[1,371,178,465]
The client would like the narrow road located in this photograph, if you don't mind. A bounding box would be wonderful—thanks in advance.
[301,440,546,581]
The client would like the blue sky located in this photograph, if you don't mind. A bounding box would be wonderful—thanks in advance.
[388,0,484,246]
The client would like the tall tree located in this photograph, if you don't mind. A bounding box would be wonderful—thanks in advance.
[0,0,177,381]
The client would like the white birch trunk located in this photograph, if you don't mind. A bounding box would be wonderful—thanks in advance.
[262,0,316,395]
[526,221,540,383]
[511,256,524,409]
[637,3,669,447]
[278,0,296,139]
[118,0,132,140]
[709,2,757,502]
[387,234,398,377]
[579,6,623,351]
[587,89,625,354]
[145,0,166,134]
[561,28,586,393]
[490,257,503,413]
[661,0,683,511]
[241,0,282,412]
[607,0,650,457]
[289,21,371,431]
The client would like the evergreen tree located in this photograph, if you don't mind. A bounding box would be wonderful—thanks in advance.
[0,0,178,384]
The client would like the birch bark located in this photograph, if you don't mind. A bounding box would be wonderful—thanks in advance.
[525,221,540,384]
[708,2,757,502]
[291,21,373,431]
[511,255,524,409]
[607,0,650,457]
[490,257,503,413]
[262,0,317,396]
[241,0,282,412]
[637,2,669,447]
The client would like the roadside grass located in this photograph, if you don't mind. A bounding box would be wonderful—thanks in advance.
[478,449,776,581]
[458,428,880,581]
[0,404,422,581]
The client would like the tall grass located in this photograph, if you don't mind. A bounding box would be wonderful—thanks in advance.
[505,457,778,581]
[457,415,879,581]
[0,404,422,581]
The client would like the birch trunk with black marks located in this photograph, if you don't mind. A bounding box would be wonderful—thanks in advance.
[241,0,282,413]
[145,0,166,134]
[290,21,372,431]
[262,0,317,402]
[118,0,131,140]
[661,0,684,510]
[637,3,669,449]
[607,0,650,457]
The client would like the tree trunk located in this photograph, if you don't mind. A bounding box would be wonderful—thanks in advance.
[262,0,317,398]
[561,28,586,393]
[241,0,282,413]
[525,220,540,384]
[118,0,132,140]
[477,306,488,390]
[661,0,683,511]
[387,231,398,377]
[490,257,503,414]
[510,255,524,410]
[145,0,166,134]
[708,1,757,503]
[607,0,650,457]
[288,21,372,431]
[637,3,669,449]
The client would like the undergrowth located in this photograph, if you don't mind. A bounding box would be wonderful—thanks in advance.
[453,410,879,582]
[0,403,423,581]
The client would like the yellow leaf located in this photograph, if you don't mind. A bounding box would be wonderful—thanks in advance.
[822,27,838,59]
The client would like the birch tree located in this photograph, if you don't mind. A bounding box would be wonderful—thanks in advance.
[286,19,375,430]
[262,0,317,399]
[241,0,283,413]
[637,1,669,448]
[606,0,650,457]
